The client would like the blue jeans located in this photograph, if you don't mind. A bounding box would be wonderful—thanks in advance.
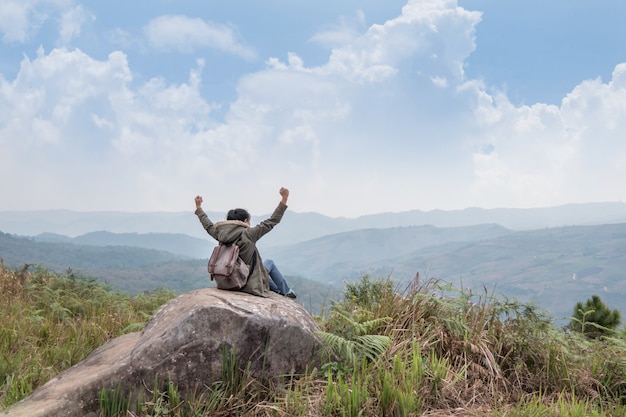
[264,259,291,295]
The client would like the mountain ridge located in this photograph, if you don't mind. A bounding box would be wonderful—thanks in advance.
[34,231,212,259]
[2,203,626,321]
[2,202,626,248]
[2,220,626,320]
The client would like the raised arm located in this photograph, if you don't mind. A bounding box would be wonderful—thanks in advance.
[194,195,218,240]
[247,187,289,241]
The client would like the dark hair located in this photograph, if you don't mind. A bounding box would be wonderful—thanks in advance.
[226,208,250,222]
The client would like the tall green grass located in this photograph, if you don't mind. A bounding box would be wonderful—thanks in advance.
[0,262,174,408]
[1,263,625,416]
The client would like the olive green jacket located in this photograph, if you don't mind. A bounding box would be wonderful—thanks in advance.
[195,202,287,297]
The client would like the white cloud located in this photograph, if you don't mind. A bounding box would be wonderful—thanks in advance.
[1,0,625,217]
[0,0,74,43]
[0,0,33,42]
[465,59,626,209]
[280,0,480,86]
[309,10,367,49]
[0,47,229,211]
[143,15,256,60]
[431,75,448,87]
[247,0,625,214]
[58,4,93,45]
[91,113,114,129]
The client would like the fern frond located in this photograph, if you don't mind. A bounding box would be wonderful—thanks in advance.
[355,317,392,336]
[355,334,391,361]
[316,331,358,364]
[333,309,360,328]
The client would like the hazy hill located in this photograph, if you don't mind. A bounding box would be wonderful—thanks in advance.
[34,231,213,259]
[2,202,626,249]
[0,231,184,271]
[0,231,337,314]
[351,202,626,230]
[263,223,626,320]
[263,223,511,280]
[413,223,626,320]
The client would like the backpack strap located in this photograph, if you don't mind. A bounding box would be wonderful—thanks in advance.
[235,233,257,277]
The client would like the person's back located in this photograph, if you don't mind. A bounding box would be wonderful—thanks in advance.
[194,187,295,298]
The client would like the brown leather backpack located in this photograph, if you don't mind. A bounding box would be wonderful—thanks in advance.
[207,240,250,290]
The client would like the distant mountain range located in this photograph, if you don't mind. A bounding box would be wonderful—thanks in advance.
[1,202,626,320]
[265,222,626,321]
[2,202,626,248]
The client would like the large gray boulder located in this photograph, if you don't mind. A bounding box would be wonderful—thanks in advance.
[2,288,323,417]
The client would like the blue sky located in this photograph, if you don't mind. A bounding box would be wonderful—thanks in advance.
[1,0,625,218]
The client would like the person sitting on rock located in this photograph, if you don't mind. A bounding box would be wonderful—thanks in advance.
[194,187,296,299]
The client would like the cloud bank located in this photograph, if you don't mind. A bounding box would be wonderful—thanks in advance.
[0,0,624,217]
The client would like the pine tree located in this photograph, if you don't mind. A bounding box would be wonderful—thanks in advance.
[570,294,622,338]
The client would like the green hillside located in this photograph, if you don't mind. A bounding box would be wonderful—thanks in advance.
[0,231,337,315]
[34,231,213,259]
